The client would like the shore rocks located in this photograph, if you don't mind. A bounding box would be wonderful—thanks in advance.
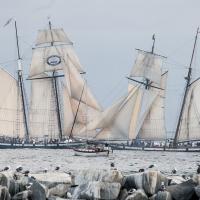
[0,169,200,199]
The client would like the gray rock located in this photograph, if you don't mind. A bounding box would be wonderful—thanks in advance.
[30,172,72,198]
[195,185,200,197]
[48,197,68,200]
[166,179,198,200]
[0,186,10,200]
[125,189,148,200]
[118,188,129,200]
[12,190,32,200]
[74,169,123,185]
[72,181,121,199]
[149,191,172,200]
[123,171,169,196]
[0,171,21,196]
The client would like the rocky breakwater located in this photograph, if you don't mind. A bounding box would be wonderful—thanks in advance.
[1,167,200,199]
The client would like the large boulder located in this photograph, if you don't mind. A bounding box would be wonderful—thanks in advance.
[0,186,10,200]
[30,172,71,198]
[195,185,200,197]
[125,189,148,200]
[118,188,129,200]
[149,191,172,200]
[0,171,21,196]
[123,171,169,196]
[74,169,123,185]
[72,181,121,199]
[12,190,32,200]
[166,179,198,200]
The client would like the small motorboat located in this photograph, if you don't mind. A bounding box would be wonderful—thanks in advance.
[73,145,110,157]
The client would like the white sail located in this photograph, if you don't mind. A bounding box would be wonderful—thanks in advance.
[137,72,168,140]
[29,27,102,140]
[82,86,141,140]
[130,50,163,84]
[35,28,73,46]
[0,68,25,138]
[62,83,74,136]
[29,73,60,139]
[177,79,200,141]
[64,56,102,111]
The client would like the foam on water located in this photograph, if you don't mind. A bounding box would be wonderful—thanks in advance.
[0,149,199,175]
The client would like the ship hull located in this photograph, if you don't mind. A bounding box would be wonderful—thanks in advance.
[0,142,84,149]
[110,144,200,152]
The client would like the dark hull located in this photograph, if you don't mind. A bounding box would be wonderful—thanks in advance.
[111,144,200,152]
[0,142,84,149]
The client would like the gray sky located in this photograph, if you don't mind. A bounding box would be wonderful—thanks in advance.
[0,0,200,136]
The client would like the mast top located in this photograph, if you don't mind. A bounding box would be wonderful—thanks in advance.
[151,34,155,54]
[48,20,54,46]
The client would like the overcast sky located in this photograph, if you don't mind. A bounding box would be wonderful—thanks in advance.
[0,0,200,135]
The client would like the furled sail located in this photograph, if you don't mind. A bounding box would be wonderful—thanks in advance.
[0,68,25,138]
[177,79,200,141]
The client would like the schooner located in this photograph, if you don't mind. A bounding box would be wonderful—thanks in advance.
[173,28,200,147]
[80,37,168,145]
[0,21,102,148]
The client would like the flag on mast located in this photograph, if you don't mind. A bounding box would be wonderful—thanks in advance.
[3,18,13,27]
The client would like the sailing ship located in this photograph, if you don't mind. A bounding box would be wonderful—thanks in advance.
[78,37,168,148]
[0,20,102,148]
[173,28,200,148]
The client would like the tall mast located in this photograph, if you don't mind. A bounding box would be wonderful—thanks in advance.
[14,21,29,142]
[48,21,63,140]
[173,27,199,147]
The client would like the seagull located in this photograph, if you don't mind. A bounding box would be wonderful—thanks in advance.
[148,164,157,169]
[16,166,23,172]
[139,168,145,172]
[171,168,177,174]
[1,166,10,171]
[55,166,60,171]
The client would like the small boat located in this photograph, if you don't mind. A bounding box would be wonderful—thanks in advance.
[74,145,110,157]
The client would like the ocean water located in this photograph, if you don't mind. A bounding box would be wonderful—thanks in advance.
[0,149,199,175]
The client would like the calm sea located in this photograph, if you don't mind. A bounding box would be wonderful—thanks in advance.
[0,149,199,175]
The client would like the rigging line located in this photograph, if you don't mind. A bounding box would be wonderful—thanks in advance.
[0,59,17,65]
[100,77,125,103]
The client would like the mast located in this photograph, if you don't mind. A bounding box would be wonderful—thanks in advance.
[69,82,85,139]
[14,21,29,142]
[151,34,155,54]
[48,21,63,140]
[173,27,199,147]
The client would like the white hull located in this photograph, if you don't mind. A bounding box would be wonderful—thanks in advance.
[74,149,109,157]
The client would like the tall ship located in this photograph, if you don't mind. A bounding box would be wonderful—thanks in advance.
[0,20,102,148]
[79,38,168,146]
[173,28,200,148]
